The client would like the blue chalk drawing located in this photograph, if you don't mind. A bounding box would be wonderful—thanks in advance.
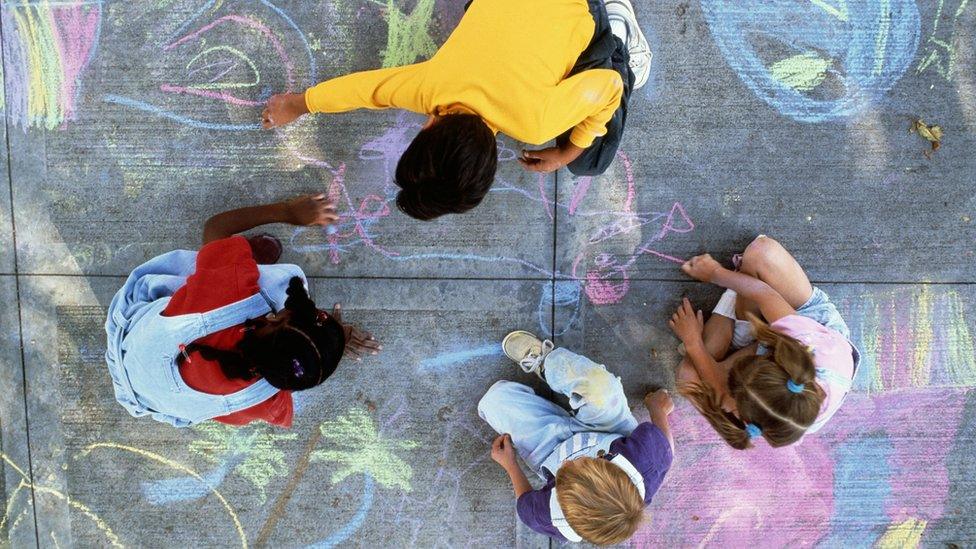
[307,476,375,549]
[823,434,892,546]
[539,280,583,337]
[103,94,262,131]
[141,454,243,505]
[701,0,920,122]
[417,344,502,372]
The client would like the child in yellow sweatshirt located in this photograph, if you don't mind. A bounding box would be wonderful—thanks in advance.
[262,0,651,220]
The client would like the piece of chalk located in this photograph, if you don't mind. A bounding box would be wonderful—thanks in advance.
[326,226,338,235]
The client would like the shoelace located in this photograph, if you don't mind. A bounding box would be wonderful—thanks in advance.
[605,3,651,68]
[518,339,554,377]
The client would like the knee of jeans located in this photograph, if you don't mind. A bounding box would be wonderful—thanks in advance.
[477,380,516,419]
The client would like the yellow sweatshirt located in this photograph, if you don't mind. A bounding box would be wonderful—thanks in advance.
[304,0,623,148]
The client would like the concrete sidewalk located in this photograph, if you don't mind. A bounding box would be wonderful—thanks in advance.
[1,0,974,547]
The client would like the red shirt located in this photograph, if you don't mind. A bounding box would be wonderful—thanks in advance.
[163,236,293,427]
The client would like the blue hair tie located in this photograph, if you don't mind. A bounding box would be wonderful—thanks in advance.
[292,358,304,377]
[745,423,762,438]
[787,379,805,393]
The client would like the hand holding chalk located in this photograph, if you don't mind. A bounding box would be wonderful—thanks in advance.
[262,92,309,129]
[681,253,723,283]
[284,194,339,227]
[490,434,518,470]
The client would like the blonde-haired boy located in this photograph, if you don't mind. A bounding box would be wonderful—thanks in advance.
[479,331,674,545]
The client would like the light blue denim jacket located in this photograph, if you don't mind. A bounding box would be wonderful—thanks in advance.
[104,249,305,427]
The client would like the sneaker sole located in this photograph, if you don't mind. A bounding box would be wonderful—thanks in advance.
[501,330,541,363]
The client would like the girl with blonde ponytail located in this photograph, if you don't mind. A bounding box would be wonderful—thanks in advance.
[668,236,859,449]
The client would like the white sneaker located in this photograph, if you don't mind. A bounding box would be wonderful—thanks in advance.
[501,331,554,379]
[605,0,652,90]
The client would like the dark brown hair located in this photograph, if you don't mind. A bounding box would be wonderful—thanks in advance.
[395,113,497,220]
[682,314,825,449]
[178,278,345,391]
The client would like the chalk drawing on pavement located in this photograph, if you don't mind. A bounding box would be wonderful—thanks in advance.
[1,0,102,129]
[701,0,921,122]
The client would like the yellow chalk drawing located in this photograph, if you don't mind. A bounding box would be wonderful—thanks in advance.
[311,407,418,491]
[1,480,29,532]
[185,46,261,90]
[188,422,298,503]
[810,0,849,21]
[848,287,976,393]
[1,452,123,547]
[875,517,927,548]
[77,443,247,549]
[916,0,972,80]
[769,52,833,91]
[380,0,438,68]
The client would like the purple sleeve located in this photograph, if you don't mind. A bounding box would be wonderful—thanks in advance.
[610,422,673,502]
[515,480,565,541]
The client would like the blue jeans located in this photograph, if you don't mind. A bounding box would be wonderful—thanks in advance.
[478,348,638,474]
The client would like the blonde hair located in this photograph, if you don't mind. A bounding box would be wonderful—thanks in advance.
[555,457,645,545]
[682,314,826,449]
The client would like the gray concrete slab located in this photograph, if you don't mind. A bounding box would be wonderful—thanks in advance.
[555,280,976,546]
[18,274,558,547]
[0,276,36,548]
[0,100,12,275]
[4,0,554,279]
[557,0,976,284]
[1,0,974,547]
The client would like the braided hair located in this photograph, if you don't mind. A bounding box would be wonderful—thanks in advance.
[178,277,345,391]
[682,314,825,449]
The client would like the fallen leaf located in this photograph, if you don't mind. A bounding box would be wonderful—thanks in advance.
[911,119,943,151]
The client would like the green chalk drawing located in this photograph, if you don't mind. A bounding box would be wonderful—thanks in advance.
[769,52,833,91]
[915,0,972,80]
[189,422,298,503]
[810,0,849,21]
[380,0,438,68]
[311,407,419,491]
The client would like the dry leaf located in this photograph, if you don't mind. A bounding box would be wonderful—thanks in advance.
[911,119,943,151]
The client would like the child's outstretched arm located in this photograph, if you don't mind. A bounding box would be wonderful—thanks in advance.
[202,194,337,244]
[682,254,795,323]
[262,65,423,129]
[491,434,532,498]
[644,390,675,451]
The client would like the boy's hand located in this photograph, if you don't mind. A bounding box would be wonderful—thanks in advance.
[669,297,704,344]
[519,147,566,173]
[262,92,310,129]
[491,434,519,469]
[285,194,338,226]
[644,389,674,416]
[331,304,382,361]
[681,253,724,283]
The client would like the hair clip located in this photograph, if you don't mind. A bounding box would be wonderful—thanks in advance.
[178,344,191,364]
[745,423,762,438]
[292,358,304,377]
[786,379,805,393]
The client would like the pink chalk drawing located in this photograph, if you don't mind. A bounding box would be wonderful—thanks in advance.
[2,0,102,130]
[636,286,976,546]
[287,118,695,312]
